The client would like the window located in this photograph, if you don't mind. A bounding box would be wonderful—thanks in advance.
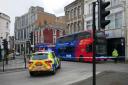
[78,22,82,31]
[74,23,76,32]
[76,32,91,40]
[58,48,66,53]
[53,30,56,35]
[6,22,9,29]
[71,24,74,33]
[21,30,23,40]
[86,21,92,30]
[111,0,120,7]
[115,12,122,29]
[74,8,76,18]
[32,53,48,60]
[44,20,47,25]
[57,35,74,43]
[59,30,63,37]
[71,9,74,18]
[88,4,92,15]
[107,15,115,29]
[53,37,56,43]
[107,12,123,29]
[15,32,17,40]
[78,6,81,16]
[65,46,74,53]
[66,11,70,20]
[70,11,72,19]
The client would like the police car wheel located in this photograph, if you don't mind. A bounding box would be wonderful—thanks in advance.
[29,72,35,76]
[58,62,61,69]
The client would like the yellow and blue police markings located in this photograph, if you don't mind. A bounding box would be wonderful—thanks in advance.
[28,51,61,76]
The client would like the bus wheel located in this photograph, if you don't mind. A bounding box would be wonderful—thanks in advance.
[79,56,84,62]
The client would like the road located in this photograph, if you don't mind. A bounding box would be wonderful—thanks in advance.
[0,61,128,85]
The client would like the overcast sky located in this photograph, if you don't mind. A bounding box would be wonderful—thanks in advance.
[0,0,75,36]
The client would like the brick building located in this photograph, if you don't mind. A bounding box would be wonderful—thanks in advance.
[15,6,66,54]
[34,25,65,46]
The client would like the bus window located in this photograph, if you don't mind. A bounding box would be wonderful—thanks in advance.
[76,32,91,40]
[65,47,74,53]
[58,35,74,43]
[86,44,93,53]
[58,48,63,53]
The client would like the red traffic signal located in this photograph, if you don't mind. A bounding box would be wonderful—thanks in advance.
[29,32,33,44]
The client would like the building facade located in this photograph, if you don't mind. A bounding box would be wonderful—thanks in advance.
[14,6,66,54]
[84,0,128,60]
[0,13,10,46]
[34,25,65,45]
[64,0,84,34]
[0,13,10,60]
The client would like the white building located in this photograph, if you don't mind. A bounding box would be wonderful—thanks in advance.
[0,12,10,49]
[84,0,128,60]
[0,13,10,40]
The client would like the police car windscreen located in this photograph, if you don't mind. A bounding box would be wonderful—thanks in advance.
[32,53,48,60]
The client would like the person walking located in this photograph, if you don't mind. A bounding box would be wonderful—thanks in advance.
[112,48,119,63]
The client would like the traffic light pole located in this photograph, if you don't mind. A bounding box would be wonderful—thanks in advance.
[2,58,5,72]
[92,2,96,85]
[24,50,26,69]
[97,0,100,31]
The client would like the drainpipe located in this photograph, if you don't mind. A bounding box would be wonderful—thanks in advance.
[122,0,128,61]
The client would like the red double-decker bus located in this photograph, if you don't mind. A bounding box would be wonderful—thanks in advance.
[55,30,107,62]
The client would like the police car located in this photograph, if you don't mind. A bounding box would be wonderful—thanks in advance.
[28,51,61,76]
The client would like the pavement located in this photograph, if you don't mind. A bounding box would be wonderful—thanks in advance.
[0,54,27,73]
[70,71,128,85]
[0,54,128,85]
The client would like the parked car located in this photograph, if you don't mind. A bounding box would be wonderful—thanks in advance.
[28,51,61,76]
[15,52,20,56]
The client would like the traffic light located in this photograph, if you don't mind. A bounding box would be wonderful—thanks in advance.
[29,32,33,44]
[2,39,8,50]
[99,0,110,29]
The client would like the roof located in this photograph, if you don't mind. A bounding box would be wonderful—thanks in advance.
[57,31,91,39]
[33,51,54,54]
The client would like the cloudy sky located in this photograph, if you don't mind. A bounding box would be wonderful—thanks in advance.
[0,0,75,36]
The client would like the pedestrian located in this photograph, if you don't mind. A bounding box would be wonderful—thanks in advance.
[112,48,119,63]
